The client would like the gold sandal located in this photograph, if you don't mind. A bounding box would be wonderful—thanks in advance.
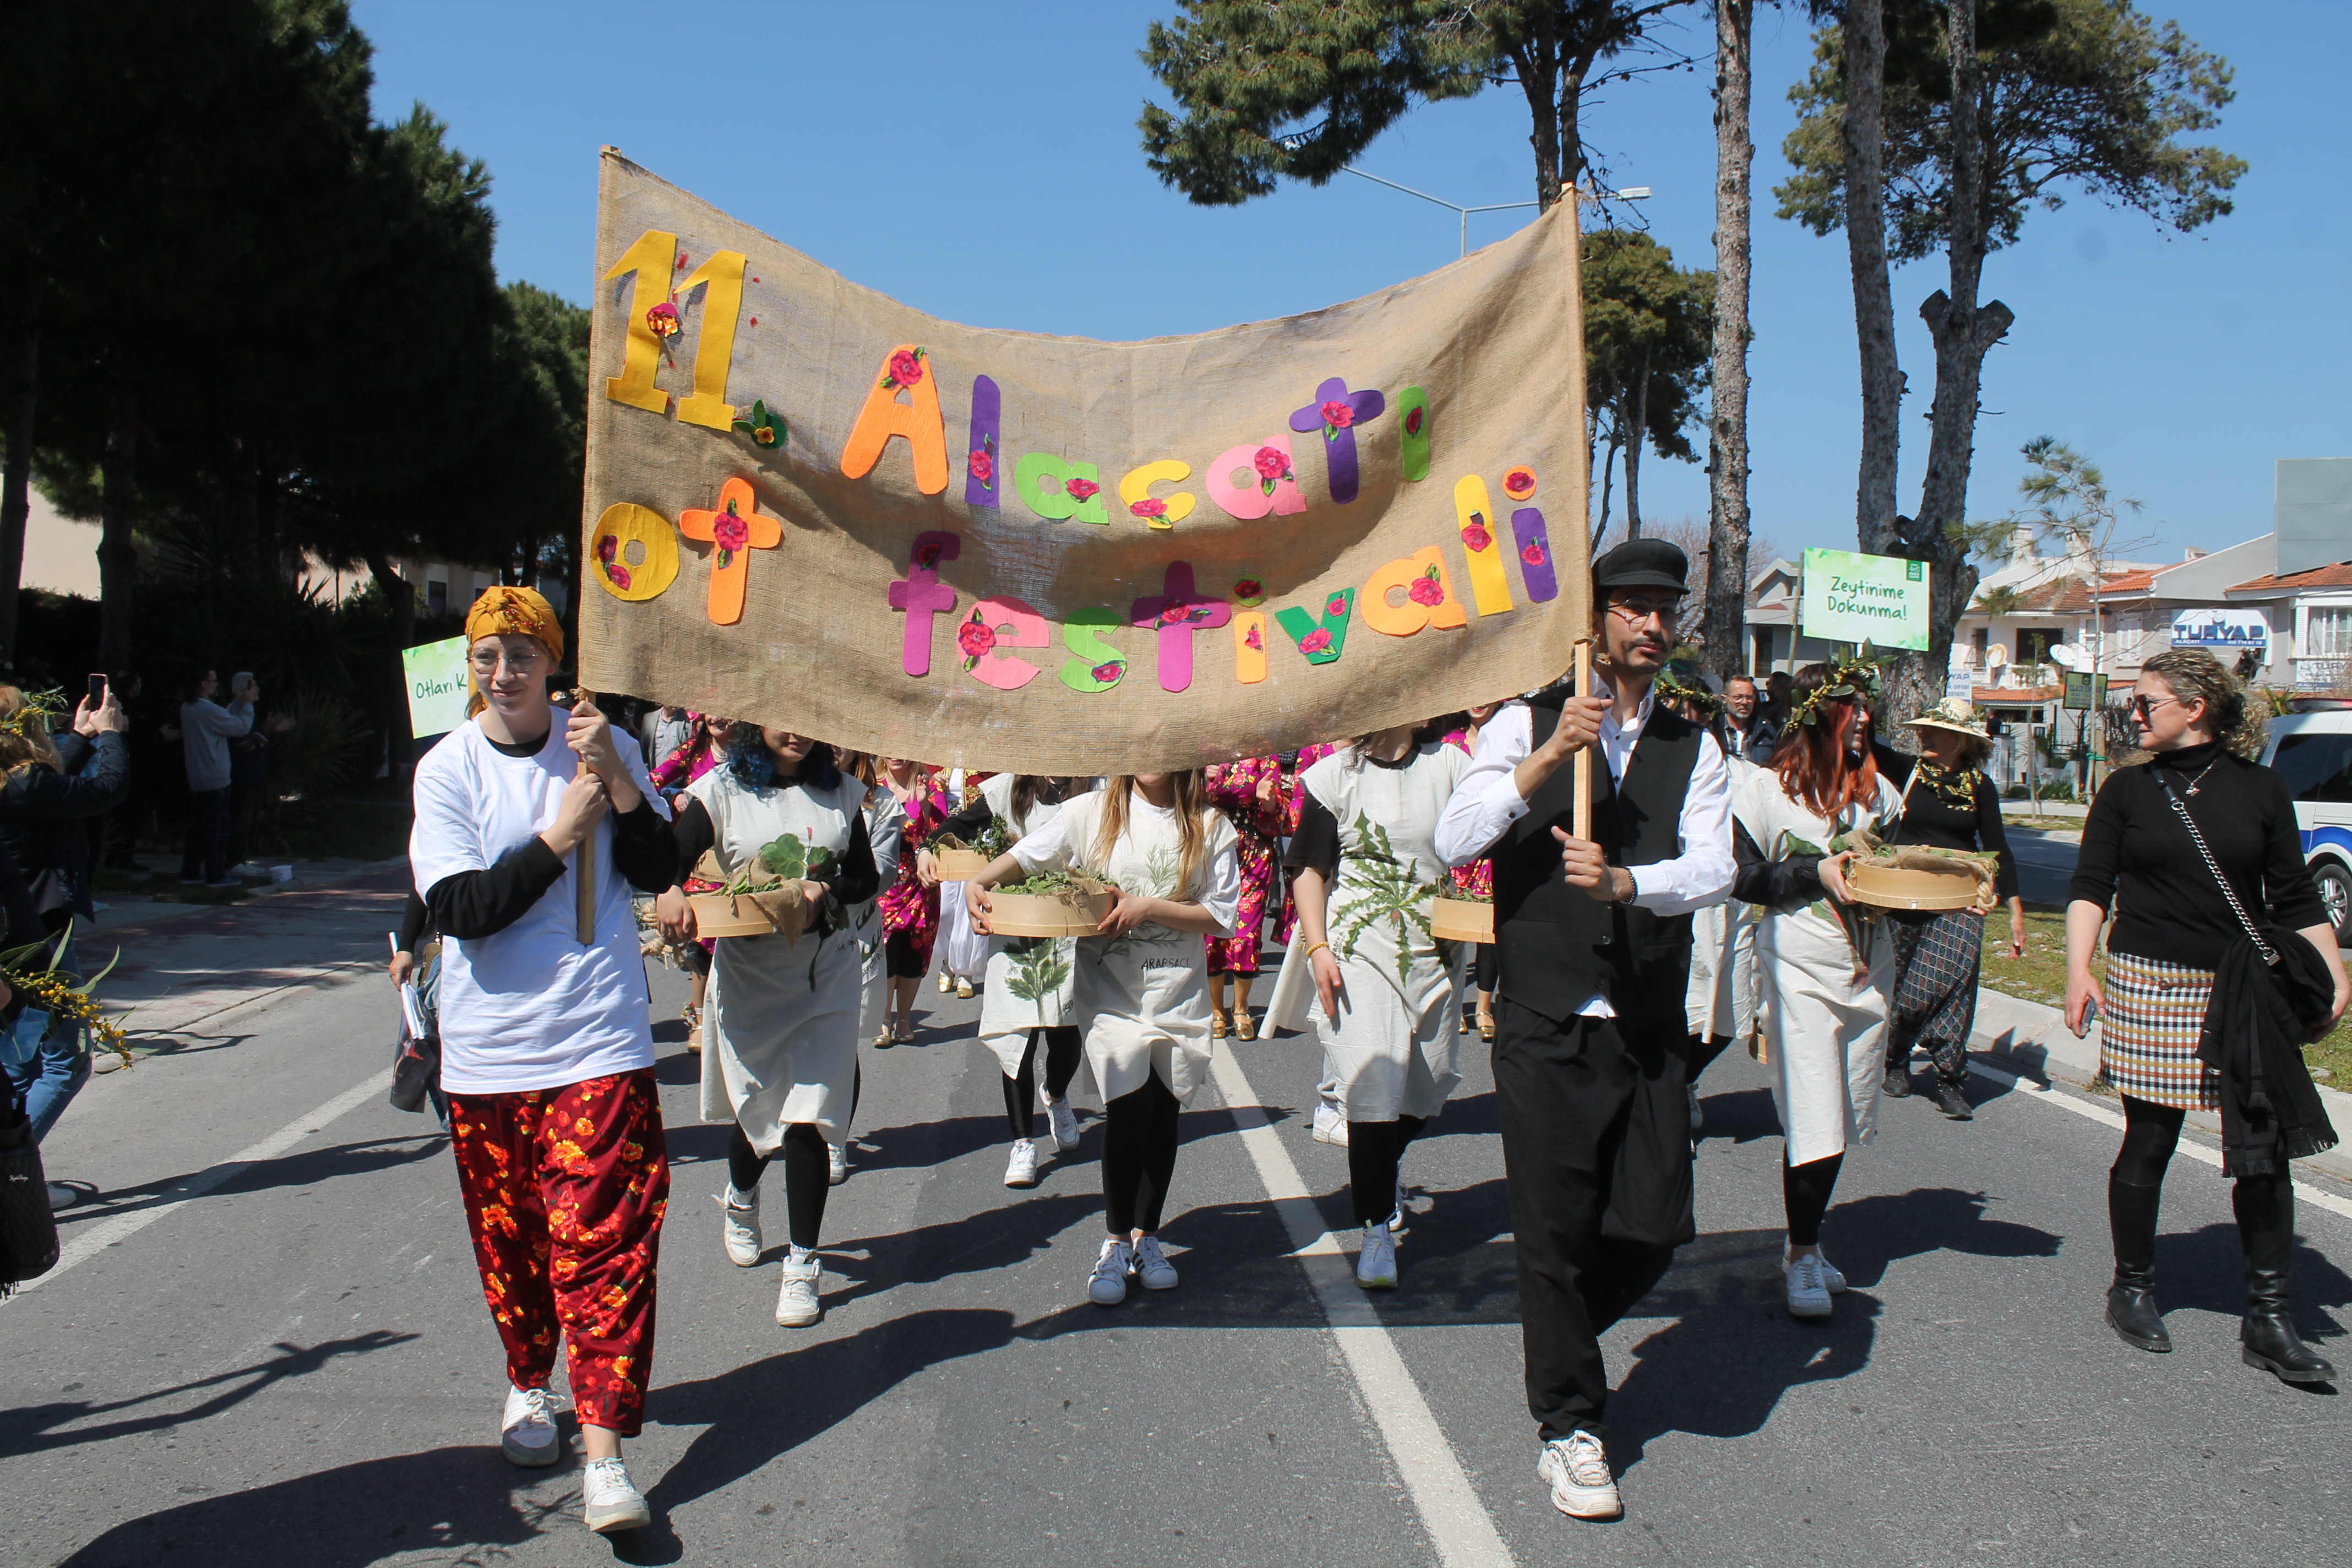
[683,1005,703,1054]
[1477,1014,1496,1043]
[1209,1008,1228,1040]
[1235,1012,1257,1041]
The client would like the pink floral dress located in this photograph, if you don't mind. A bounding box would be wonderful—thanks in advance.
[876,770,952,966]
[1276,743,1341,945]
[1205,756,1288,974]
[1442,727,1493,899]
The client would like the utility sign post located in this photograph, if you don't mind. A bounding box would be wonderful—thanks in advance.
[1799,547,1931,652]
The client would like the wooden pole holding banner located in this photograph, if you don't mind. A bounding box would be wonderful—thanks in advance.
[1572,641,1594,840]
[573,689,598,944]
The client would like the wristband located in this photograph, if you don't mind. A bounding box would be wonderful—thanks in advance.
[1306,941,1331,959]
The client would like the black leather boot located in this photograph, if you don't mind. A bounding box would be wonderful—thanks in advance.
[2105,1174,2170,1353]
[2235,1174,2336,1384]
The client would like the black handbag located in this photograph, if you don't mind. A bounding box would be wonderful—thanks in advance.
[0,1097,59,1292]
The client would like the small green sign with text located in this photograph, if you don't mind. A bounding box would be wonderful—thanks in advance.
[402,635,472,739]
[1799,547,1931,652]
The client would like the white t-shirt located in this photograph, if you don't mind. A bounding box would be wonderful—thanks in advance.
[410,716,669,1095]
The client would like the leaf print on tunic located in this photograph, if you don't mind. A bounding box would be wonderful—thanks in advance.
[1331,815,1444,987]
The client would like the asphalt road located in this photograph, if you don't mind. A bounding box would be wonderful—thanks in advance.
[2005,827,2082,907]
[8,955,2352,1567]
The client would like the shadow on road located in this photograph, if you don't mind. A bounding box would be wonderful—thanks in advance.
[50,1134,448,1229]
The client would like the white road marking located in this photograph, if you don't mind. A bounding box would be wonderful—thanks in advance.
[8,1068,394,1300]
[1968,1059,2352,1223]
[1210,1049,1515,1568]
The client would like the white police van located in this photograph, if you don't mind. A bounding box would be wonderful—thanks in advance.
[2261,705,2352,940]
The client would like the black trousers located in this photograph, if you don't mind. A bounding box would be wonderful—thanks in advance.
[1493,1001,1690,1441]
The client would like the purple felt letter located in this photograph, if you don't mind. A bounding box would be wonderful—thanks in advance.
[1129,562,1232,694]
[1288,377,1387,505]
[1511,509,1558,602]
[888,530,962,676]
[964,375,1001,510]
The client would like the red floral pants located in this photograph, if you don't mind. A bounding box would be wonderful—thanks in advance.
[447,1069,669,1436]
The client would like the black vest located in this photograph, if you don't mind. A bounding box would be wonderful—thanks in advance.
[1491,693,1701,1025]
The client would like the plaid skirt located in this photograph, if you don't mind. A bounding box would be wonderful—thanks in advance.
[2098,951,2219,1111]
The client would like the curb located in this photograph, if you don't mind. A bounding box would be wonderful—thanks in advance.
[1970,985,2352,1187]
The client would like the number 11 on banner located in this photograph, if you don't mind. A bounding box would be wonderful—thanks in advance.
[602,228,747,431]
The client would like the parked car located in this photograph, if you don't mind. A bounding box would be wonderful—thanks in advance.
[2260,704,2352,940]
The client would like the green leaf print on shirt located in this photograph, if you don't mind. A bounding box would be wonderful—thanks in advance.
[1098,844,1186,962]
[1333,815,1440,987]
[1003,935,1071,1017]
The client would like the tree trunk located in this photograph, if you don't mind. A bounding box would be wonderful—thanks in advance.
[366,547,417,774]
[1907,0,2005,727]
[0,325,37,672]
[96,368,139,673]
[1513,34,1563,213]
[1843,0,1902,560]
[1592,439,1619,551]
[1701,0,1754,684]
[1623,340,1649,540]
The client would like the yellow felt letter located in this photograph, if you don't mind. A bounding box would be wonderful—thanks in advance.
[673,249,748,432]
[1360,546,1467,638]
[601,228,678,415]
[1118,460,1195,530]
[1453,475,1513,617]
[1231,612,1269,684]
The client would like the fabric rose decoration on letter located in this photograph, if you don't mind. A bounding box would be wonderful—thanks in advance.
[881,347,926,390]
[957,609,997,669]
[1253,445,1292,497]
[1407,566,1445,607]
[1064,477,1101,502]
[1319,400,1354,440]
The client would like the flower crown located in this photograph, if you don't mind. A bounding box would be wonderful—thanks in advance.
[0,688,66,741]
[1652,665,1724,717]
[1788,652,1883,728]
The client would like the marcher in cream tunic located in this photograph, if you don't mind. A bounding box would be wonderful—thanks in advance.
[973,772,1078,1078]
[1004,788,1240,1103]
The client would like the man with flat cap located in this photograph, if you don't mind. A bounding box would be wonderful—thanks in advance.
[1436,538,1734,1522]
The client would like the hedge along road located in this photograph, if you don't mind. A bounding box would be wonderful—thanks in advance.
[6,954,2351,1566]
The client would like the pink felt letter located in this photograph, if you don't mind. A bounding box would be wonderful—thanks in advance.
[960,595,1048,690]
[1204,438,1306,521]
[1129,562,1232,694]
[886,531,961,677]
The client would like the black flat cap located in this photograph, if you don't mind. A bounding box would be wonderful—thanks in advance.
[1592,538,1689,593]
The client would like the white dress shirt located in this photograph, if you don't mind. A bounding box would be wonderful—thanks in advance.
[1434,678,1736,1017]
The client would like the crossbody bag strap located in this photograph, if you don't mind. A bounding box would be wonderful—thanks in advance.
[2154,769,2278,967]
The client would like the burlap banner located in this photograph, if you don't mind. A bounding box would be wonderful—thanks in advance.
[579,150,1591,773]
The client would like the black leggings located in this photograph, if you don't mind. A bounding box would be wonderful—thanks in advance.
[1783,1152,1844,1248]
[727,1121,830,1250]
[2113,1095,2186,1186]
[1102,1075,1180,1235]
[1346,1113,1425,1226]
[1003,1026,1081,1138]
[884,930,927,979]
[1472,943,1498,993]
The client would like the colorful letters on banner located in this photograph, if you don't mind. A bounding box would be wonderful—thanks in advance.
[676,479,780,625]
[590,503,682,602]
[965,376,1002,510]
[961,595,1048,690]
[888,532,961,676]
[841,344,949,494]
[1453,475,1513,618]
[1288,378,1385,505]
[1131,563,1231,694]
[1118,460,1194,529]
[1360,547,1466,637]
[1204,439,1305,521]
[1016,453,1109,525]
[1058,609,1127,693]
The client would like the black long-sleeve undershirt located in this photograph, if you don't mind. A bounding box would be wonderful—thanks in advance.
[1731,818,1825,912]
[426,796,676,942]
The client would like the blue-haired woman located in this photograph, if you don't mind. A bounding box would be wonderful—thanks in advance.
[654,725,878,1330]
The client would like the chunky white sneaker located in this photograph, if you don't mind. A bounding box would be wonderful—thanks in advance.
[1357,1222,1398,1290]
[1784,1251,1833,1317]
[1538,1431,1622,1519]
[1687,1082,1704,1132]
[1794,1244,1847,1293]
[1310,1104,1349,1146]
[500,1384,561,1467]
[581,1456,651,1533]
[721,1190,762,1267]
[1046,1096,1081,1152]
[1130,1234,1179,1291]
[775,1251,823,1327]
[827,1141,848,1186]
[1088,1238,1132,1305]
[1004,1138,1041,1188]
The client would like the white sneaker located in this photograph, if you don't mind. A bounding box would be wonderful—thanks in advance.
[1357,1222,1398,1290]
[499,1384,560,1467]
[1790,1244,1848,1293]
[827,1141,848,1186]
[1089,1238,1132,1305]
[1130,1234,1179,1291]
[721,1189,761,1267]
[1046,1096,1081,1152]
[1687,1082,1704,1131]
[1311,1104,1349,1146]
[1004,1138,1041,1188]
[1386,1179,1410,1237]
[1538,1431,1622,1519]
[1784,1251,1833,1317]
[776,1251,823,1327]
[581,1456,651,1533]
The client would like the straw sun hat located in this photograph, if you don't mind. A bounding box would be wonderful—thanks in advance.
[1902,697,1990,739]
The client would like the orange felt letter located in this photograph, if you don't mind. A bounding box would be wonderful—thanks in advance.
[677,478,783,625]
[839,343,949,495]
[1360,546,1467,637]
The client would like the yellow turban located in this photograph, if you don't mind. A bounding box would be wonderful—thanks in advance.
[464,586,565,715]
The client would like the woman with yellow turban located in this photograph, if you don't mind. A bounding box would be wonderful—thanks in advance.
[409,586,679,1536]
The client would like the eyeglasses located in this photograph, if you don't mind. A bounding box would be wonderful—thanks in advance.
[1606,596,1680,624]
[469,650,545,678]
[2128,694,2180,720]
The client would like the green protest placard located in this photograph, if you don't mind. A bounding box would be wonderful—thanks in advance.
[403,635,472,739]
[1799,547,1930,652]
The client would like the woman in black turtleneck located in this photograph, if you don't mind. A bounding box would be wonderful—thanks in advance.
[2066,648,2348,1382]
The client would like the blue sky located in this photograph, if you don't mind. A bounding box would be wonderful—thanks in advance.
[355,0,2349,570]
